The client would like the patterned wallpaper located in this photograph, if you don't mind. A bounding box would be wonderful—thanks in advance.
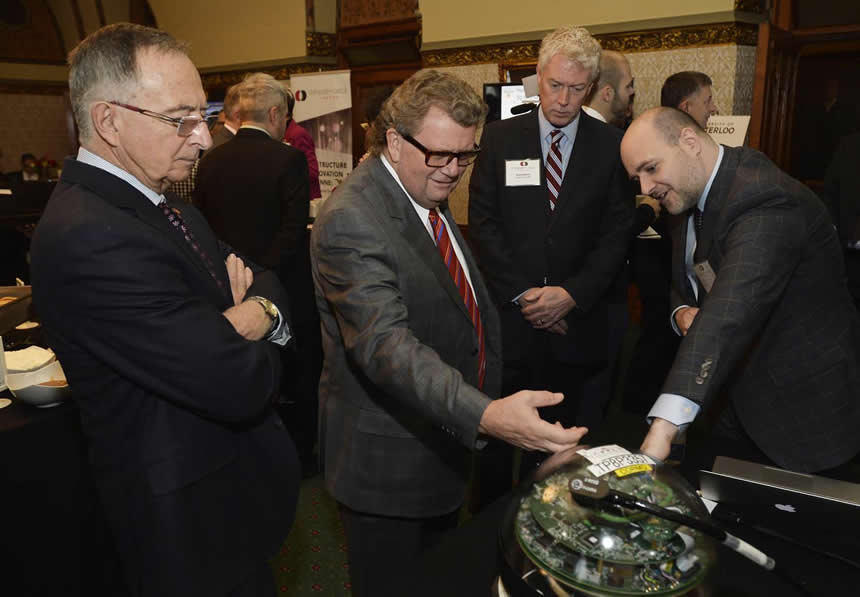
[0,93,75,174]
[437,43,757,224]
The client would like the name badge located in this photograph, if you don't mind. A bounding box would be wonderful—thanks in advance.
[505,159,541,186]
[694,260,716,293]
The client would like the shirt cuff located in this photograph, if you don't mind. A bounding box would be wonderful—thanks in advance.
[268,313,291,346]
[512,289,528,305]
[670,305,689,336]
[647,393,700,427]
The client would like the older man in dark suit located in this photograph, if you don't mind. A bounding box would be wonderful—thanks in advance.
[195,73,310,277]
[30,24,299,596]
[621,107,860,477]
[311,69,587,597]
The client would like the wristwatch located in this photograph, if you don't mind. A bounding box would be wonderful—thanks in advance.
[246,296,279,336]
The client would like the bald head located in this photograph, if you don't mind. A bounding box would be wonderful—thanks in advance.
[585,50,634,127]
[620,107,719,215]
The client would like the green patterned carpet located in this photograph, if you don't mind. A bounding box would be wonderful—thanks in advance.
[271,476,352,596]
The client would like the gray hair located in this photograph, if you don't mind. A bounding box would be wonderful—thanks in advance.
[68,22,189,143]
[367,69,487,156]
[237,73,290,124]
[538,26,601,82]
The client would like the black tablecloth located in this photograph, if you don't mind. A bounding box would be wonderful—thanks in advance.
[0,394,122,596]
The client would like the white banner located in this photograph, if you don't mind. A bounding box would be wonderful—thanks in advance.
[290,70,353,199]
[706,115,751,147]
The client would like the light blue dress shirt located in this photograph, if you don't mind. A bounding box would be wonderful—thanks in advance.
[649,145,724,427]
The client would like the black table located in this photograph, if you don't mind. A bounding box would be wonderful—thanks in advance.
[392,491,859,597]
[0,394,122,596]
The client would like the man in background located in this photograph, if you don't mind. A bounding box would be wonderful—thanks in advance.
[661,71,719,129]
[195,72,310,284]
[31,23,299,596]
[582,50,635,127]
[283,88,321,199]
[622,107,860,479]
[311,69,587,597]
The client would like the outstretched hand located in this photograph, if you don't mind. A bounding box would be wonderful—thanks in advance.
[478,390,588,453]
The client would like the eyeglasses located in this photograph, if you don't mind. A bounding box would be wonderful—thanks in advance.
[109,101,218,136]
[400,133,480,167]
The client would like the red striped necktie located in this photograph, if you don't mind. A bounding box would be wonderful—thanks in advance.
[546,129,564,211]
[428,210,486,390]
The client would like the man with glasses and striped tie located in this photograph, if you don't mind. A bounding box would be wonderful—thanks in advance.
[310,69,588,597]
[31,23,300,597]
[469,26,634,498]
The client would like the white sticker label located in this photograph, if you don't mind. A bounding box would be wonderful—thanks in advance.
[505,159,541,186]
[587,454,654,477]
[579,444,631,464]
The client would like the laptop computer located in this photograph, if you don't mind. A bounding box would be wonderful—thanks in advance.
[699,456,860,518]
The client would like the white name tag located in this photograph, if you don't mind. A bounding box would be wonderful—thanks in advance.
[505,159,541,186]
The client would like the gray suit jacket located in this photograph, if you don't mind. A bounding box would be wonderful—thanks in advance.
[665,146,860,472]
[310,157,502,517]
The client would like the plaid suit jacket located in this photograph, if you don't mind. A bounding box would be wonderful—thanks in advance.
[663,146,860,472]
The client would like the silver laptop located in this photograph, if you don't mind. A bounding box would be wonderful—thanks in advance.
[699,456,860,518]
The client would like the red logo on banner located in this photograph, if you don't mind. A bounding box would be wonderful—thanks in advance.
[295,90,308,101]
[520,161,528,166]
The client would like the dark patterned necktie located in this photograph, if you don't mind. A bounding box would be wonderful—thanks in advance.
[428,210,486,390]
[160,201,224,292]
[693,207,704,239]
[546,129,564,211]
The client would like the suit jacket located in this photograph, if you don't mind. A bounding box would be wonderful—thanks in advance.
[195,127,310,284]
[284,118,321,199]
[469,110,634,364]
[664,146,860,472]
[205,123,235,154]
[818,131,860,246]
[30,159,300,596]
[310,157,502,518]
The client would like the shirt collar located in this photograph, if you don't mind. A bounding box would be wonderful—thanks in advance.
[698,145,725,212]
[380,153,434,223]
[224,123,238,135]
[76,147,165,206]
[581,105,607,123]
[538,105,580,144]
[239,124,272,138]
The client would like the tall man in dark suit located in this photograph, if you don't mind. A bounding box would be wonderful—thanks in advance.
[621,107,860,476]
[469,26,634,435]
[311,69,587,597]
[30,24,300,596]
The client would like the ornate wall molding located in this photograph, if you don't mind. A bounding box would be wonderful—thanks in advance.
[735,0,766,13]
[340,0,418,28]
[422,22,759,68]
[306,31,336,57]
[201,62,339,92]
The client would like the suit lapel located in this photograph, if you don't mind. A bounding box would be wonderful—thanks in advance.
[370,159,473,322]
[693,146,739,266]
[61,160,228,302]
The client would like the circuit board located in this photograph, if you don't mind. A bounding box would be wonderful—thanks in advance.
[514,466,711,595]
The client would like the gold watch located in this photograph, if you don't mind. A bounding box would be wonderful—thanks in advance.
[247,296,279,335]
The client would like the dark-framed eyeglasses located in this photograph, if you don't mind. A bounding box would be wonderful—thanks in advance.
[400,133,480,167]
[109,101,218,137]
